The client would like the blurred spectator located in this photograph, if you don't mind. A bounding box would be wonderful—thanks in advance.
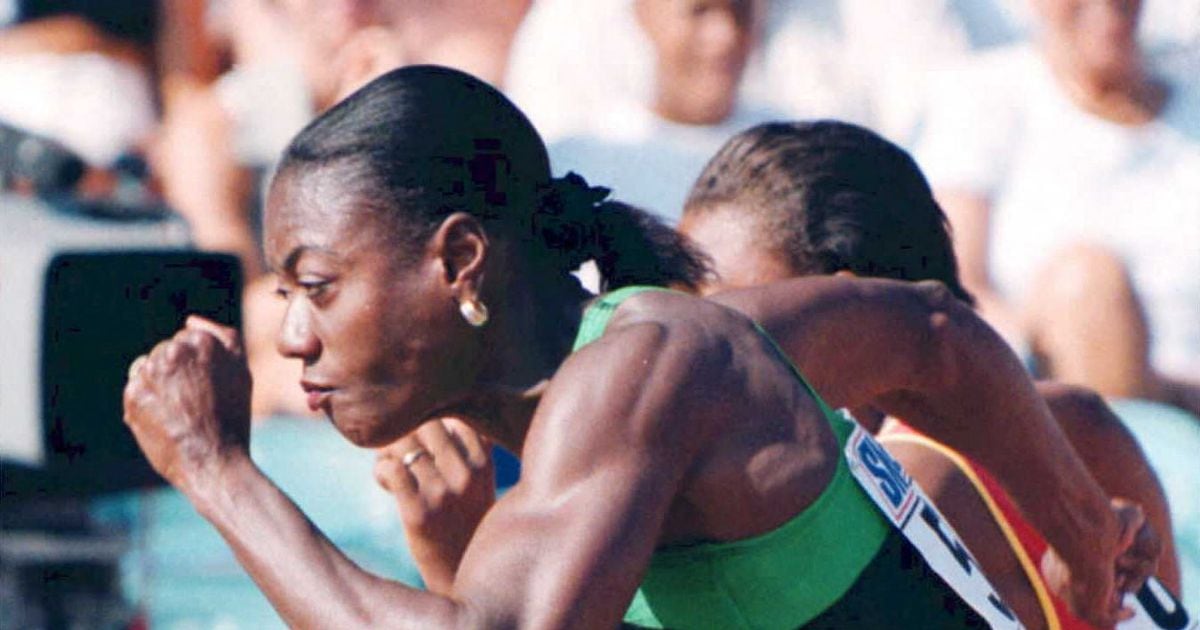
[205,0,312,167]
[830,0,1021,143]
[505,0,648,142]
[0,2,157,170]
[765,0,1192,143]
[915,0,1200,417]
[507,0,861,144]
[507,0,1020,151]
[923,0,1200,54]
[744,0,875,133]
[518,0,1030,214]
[766,0,1196,144]
[371,0,531,94]
[547,0,779,227]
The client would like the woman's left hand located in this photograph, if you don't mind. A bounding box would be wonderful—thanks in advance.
[123,316,253,496]
[375,418,495,595]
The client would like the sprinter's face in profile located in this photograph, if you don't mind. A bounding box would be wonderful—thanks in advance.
[263,166,484,447]
[635,0,762,124]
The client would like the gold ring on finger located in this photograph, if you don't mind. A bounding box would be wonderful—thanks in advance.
[401,448,431,468]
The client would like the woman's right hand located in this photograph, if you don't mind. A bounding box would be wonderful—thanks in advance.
[375,418,495,595]
[1041,499,1160,628]
[123,316,252,496]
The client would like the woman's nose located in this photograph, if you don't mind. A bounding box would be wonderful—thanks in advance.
[276,300,320,362]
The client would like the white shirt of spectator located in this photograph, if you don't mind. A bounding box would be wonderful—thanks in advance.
[508,0,872,143]
[915,44,1200,380]
[0,52,155,166]
[506,0,652,143]
[214,59,314,169]
[549,99,780,227]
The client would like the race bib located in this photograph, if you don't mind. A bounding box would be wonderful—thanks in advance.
[844,422,1023,629]
[844,419,1196,630]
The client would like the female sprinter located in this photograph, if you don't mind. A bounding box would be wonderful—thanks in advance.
[124,67,1151,629]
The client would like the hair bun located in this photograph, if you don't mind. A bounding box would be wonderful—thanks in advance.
[551,172,611,207]
[533,171,611,270]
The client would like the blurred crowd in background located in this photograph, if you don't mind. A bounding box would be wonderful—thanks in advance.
[1,0,1198,627]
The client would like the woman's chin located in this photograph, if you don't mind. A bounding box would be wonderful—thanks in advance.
[330,417,385,448]
[327,406,409,448]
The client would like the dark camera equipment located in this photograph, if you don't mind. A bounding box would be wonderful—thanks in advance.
[2,251,242,498]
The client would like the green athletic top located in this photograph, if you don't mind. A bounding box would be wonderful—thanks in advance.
[572,286,890,630]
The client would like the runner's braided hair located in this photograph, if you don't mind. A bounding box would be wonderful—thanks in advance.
[686,120,973,304]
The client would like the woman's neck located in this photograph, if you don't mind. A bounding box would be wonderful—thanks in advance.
[466,272,594,453]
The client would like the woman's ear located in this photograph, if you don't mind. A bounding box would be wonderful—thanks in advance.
[429,213,489,297]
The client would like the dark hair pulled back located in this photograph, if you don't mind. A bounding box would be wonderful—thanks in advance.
[277,65,707,292]
[685,120,974,305]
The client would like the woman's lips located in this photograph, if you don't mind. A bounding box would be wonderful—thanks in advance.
[301,381,336,412]
[305,389,333,412]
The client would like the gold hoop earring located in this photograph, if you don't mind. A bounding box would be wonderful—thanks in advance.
[459,297,489,327]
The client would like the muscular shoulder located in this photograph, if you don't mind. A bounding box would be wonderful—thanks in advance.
[710,275,957,323]
[572,289,745,412]
[520,291,746,479]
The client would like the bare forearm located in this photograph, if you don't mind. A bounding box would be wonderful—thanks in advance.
[728,278,1130,621]
[1041,382,1181,591]
[189,452,465,629]
[885,305,1118,575]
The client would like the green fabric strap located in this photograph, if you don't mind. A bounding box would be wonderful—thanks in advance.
[572,285,672,352]
[571,286,889,629]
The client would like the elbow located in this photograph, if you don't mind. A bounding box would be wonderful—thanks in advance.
[1040,381,1130,440]
[915,280,967,340]
[353,586,480,630]
[911,280,975,385]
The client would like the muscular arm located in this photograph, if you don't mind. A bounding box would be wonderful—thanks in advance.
[713,276,1129,622]
[1038,382,1180,593]
[132,318,710,629]
[192,455,464,628]
[449,321,711,628]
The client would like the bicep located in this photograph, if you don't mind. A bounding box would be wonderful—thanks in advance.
[448,323,709,629]
[451,455,678,629]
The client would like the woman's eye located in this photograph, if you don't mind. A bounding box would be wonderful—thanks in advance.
[274,286,291,300]
[299,280,329,298]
